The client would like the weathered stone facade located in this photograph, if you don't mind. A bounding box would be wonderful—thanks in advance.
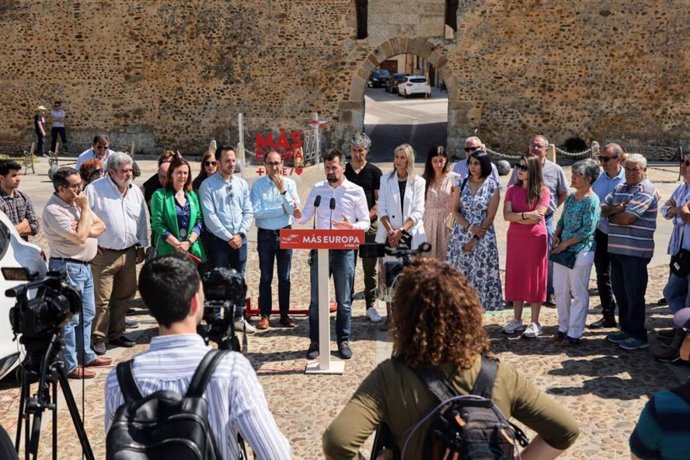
[2,1,690,156]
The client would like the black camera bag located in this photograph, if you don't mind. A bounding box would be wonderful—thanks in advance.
[106,349,246,460]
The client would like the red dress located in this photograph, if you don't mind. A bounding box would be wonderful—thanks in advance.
[504,185,551,303]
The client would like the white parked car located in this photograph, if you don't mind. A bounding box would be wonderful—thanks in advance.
[0,212,47,380]
[398,75,431,98]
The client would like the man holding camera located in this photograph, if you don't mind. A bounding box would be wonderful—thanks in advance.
[296,149,370,360]
[104,254,291,459]
[42,167,111,379]
[250,150,301,330]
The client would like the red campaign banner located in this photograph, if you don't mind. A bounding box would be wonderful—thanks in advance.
[280,229,365,250]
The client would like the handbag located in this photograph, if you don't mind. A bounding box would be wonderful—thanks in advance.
[549,249,577,269]
[670,249,690,277]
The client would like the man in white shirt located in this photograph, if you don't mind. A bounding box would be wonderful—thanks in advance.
[104,254,291,459]
[85,152,149,355]
[296,149,370,360]
[76,135,114,170]
[50,100,68,153]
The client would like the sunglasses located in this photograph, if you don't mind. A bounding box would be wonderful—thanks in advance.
[203,161,217,167]
[464,146,480,153]
[515,163,529,172]
[599,156,618,163]
[95,145,108,150]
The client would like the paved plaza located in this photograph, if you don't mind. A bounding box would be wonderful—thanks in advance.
[0,156,688,459]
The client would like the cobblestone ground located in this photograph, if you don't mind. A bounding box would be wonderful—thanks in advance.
[0,158,687,459]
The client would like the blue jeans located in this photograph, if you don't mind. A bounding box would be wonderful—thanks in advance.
[208,235,247,320]
[610,253,649,342]
[545,213,555,296]
[308,250,355,344]
[51,260,97,372]
[663,272,690,314]
[257,229,292,316]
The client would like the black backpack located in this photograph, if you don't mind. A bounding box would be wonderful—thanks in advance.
[106,349,245,460]
[410,357,529,459]
[373,357,529,459]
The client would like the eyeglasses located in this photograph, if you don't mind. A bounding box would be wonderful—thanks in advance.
[94,145,108,150]
[599,156,618,163]
[226,183,234,199]
[203,161,217,167]
[530,143,547,149]
[265,161,281,166]
[515,163,529,172]
[464,146,480,153]
[67,183,83,191]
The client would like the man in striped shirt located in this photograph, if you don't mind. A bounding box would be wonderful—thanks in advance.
[601,153,658,351]
[105,254,291,459]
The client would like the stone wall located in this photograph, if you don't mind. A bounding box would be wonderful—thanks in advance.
[2,1,690,157]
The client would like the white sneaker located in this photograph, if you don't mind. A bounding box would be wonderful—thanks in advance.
[366,306,382,323]
[503,319,524,334]
[522,322,542,339]
[233,318,256,334]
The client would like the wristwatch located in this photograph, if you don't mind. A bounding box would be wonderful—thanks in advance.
[280,191,287,195]
[238,232,246,241]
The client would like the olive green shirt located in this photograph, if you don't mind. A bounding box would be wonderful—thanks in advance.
[323,356,579,459]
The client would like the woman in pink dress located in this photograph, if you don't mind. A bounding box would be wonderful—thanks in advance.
[503,153,551,339]
[421,145,459,260]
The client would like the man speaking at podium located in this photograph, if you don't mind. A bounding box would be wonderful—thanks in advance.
[296,149,370,360]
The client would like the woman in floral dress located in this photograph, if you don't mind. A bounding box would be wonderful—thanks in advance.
[422,145,459,260]
[447,150,503,311]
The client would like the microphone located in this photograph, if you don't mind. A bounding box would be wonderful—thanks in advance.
[312,195,321,229]
[329,197,336,230]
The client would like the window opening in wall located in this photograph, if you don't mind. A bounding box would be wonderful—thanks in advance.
[362,53,448,163]
[563,137,588,152]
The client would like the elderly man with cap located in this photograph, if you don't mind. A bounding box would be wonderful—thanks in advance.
[629,307,690,460]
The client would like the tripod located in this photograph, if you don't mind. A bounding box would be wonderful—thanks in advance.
[14,333,94,460]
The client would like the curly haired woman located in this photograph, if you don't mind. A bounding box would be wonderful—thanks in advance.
[323,258,579,460]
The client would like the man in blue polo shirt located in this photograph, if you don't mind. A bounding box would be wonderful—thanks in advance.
[602,153,658,351]
[588,143,626,329]
[250,150,301,330]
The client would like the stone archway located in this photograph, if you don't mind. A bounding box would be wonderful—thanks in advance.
[335,36,456,150]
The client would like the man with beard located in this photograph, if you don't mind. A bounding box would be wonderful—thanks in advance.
[296,149,370,360]
[85,152,149,355]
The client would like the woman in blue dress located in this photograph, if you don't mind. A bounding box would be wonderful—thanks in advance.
[447,149,503,311]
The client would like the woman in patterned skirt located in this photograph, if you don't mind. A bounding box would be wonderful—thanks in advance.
[447,149,503,311]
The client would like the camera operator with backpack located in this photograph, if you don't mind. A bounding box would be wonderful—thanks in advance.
[104,254,290,459]
[323,258,579,460]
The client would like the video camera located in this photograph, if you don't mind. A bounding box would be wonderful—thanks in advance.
[359,242,431,288]
[6,272,82,373]
[198,267,247,352]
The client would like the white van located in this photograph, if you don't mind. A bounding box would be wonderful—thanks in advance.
[0,212,47,379]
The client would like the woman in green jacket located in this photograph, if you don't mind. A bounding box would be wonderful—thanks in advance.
[150,156,206,262]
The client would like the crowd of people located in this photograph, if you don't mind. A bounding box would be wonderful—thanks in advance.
[2,128,690,458]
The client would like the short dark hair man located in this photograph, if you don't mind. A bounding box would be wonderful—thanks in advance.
[42,167,110,378]
[0,160,39,241]
[104,254,291,459]
[296,149,371,359]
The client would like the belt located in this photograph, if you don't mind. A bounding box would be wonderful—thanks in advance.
[258,225,291,235]
[98,245,137,253]
[50,257,90,265]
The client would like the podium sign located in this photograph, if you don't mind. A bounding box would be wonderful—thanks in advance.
[280,228,364,374]
[279,229,364,250]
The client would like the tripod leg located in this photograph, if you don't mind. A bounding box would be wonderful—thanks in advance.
[14,369,28,451]
[52,371,57,460]
[55,364,95,460]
